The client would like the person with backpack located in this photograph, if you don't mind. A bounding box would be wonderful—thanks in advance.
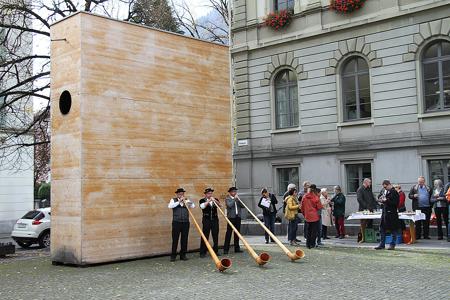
[285,188,300,246]
[283,183,301,243]
[431,179,448,240]
[300,184,323,249]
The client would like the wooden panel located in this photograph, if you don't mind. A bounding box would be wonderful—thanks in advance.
[50,12,231,265]
[50,14,83,265]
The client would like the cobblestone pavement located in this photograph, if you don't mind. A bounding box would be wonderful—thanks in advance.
[1,240,449,300]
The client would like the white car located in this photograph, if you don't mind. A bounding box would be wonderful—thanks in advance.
[11,207,51,248]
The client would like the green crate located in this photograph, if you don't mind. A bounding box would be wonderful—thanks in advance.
[364,228,377,243]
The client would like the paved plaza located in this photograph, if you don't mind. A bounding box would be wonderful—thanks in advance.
[1,237,449,300]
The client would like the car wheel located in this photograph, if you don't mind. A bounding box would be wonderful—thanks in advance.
[17,241,32,248]
[38,231,51,248]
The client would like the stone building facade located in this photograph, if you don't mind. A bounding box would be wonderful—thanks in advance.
[230,0,450,214]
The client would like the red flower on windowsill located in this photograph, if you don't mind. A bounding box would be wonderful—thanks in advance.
[264,9,292,30]
[330,0,367,14]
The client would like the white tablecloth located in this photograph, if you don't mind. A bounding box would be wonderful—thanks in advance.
[347,212,426,222]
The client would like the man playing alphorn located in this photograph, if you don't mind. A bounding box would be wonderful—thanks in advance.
[223,187,244,254]
[168,188,195,262]
[199,187,221,258]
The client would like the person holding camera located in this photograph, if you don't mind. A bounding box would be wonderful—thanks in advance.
[375,180,400,250]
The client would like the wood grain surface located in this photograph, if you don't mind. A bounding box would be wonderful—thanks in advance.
[50,12,231,265]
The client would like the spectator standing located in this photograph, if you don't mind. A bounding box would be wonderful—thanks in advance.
[375,180,400,250]
[408,176,432,239]
[300,184,323,249]
[445,186,450,242]
[394,184,406,230]
[331,186,346,239]
[284,188,300,246]
[431,179,448,240]
[356,178,378,242]
[283,183,301,243]
[320,188,332,240]
[299,181,311,240]
[258,188,278,244]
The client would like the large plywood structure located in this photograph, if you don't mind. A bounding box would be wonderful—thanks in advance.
[50,12,231,265]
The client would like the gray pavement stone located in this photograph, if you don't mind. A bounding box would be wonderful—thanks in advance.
[0,238,449,300]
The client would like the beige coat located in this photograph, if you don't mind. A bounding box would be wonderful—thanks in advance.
[320,195,333,227]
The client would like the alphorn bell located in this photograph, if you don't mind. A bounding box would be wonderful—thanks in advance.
[237,196,305,261]
[212,198,270,266]
[183,199,232,272]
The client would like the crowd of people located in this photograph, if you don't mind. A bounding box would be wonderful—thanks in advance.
[279,182,346,249]
[168,176,450,260]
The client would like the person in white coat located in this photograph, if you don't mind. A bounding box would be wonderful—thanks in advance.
[320,188,333,240]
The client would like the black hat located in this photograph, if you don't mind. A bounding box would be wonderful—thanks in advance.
[228,187,238,192]
[204,187,214,194]
[309,184,320,193]
[175,188,186,193]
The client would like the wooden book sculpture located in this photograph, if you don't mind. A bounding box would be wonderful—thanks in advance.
[50,12,231,266]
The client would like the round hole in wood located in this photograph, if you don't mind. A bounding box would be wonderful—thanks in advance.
[59,90,72,115]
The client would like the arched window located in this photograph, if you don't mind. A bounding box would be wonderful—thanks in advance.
[274,69,298,129]
[422,40,450,112]
[341,57,371,121]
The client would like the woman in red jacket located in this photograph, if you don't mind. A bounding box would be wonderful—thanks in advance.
[300,184,323,249]
[394,184,406,230]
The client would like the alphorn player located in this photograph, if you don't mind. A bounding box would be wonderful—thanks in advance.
[223,187,245,254]
[199,187,221,258]
[168,188,195,262]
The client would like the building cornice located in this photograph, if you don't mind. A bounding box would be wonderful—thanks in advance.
[230,1,450,54]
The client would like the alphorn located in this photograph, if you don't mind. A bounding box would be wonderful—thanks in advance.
[212,198,270,266]
[236,196,305,261]
[183,199,232,272]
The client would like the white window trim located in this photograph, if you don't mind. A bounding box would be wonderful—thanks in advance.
[416,36,450,117]
[270,67,301,132]
[336,54,375,126]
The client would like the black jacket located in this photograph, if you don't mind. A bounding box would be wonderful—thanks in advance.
[258,194,278,216]
[408,184,431,210]
[380,188,400,231]
[356,186,377,211]
[199,198,219,220]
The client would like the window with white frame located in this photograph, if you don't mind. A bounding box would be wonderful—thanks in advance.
[341,57,371,121]
[274,69,298,129]
[428,159,450,185]
[345,163,372,193]
[422,40,450,112]
[277,167,299,196]
[274,0,295,11]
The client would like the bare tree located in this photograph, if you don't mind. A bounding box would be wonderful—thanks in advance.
[171,0,229,45]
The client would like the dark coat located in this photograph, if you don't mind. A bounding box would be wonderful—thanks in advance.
[356,185,377,211]
[331,193,346,217]
[199,198,219,220]
[258,193,278,216]
[380,188,400,231]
